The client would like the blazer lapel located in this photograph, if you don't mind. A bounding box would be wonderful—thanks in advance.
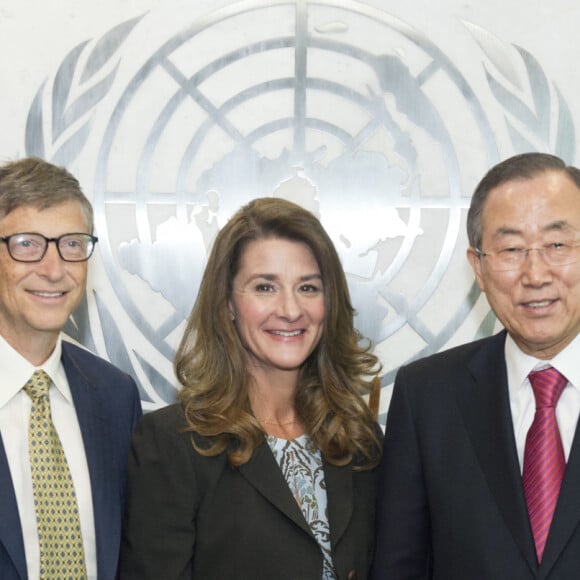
[324,460,352,548]
[62,348,106,487]
[0,434,27,579]
[238,440,313,537]
[61,348,110,579]
[456,332,537,574]
[538,417,580,578]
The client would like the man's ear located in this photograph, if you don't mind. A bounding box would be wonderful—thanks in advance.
[467,247,486,292]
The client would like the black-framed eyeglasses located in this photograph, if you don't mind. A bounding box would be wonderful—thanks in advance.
[0,233,99,262]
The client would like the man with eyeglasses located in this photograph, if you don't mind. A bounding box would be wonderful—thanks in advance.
[372,153,580,579]
[0,157,141,580]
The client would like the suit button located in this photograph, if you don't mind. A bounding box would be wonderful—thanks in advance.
[347,571,357,580]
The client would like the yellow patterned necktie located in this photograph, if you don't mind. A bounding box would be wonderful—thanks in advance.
[24,370,87,580]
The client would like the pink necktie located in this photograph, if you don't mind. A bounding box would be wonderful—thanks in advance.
[522,367,568,562]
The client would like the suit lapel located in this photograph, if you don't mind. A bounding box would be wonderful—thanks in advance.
[62,346,106,486]
[456,332,537,574]
[238,440,313,537]
[538,416,580,577]
[239,439,355,549]
[61,346,109,579]
[0,434,27,579]
[324,460,352,548]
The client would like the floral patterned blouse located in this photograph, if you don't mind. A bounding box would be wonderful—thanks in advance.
[266,434,336,580]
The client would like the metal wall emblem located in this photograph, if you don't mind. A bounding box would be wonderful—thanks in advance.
[24,0,575,414]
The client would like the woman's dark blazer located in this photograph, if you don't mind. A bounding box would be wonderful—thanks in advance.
[119,404,380,580]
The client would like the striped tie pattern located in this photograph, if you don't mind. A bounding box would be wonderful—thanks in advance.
[522,367,568,563]
[24,370,87,580]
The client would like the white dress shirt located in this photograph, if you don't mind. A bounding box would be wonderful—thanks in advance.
[0,334,97,580]
[505,333,580,472]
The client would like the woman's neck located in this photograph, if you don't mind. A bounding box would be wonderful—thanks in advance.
[249,370,304,440]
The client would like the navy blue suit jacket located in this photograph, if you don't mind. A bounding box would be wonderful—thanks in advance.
[371,331,580,579]
[0,341,142,580]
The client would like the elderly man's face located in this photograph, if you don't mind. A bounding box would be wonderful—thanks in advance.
[468,170,580,360]
[0,201,89,361]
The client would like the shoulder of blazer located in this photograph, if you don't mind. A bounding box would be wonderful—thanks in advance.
[61,340,141,408]
[137,404,229,501]
[61,340,136,382]
[397,330,507,379]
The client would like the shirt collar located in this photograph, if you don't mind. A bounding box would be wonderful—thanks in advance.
[505,333,580,393]
[0,334,70,408]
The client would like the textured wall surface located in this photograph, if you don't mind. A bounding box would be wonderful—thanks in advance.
[1,0,578,419]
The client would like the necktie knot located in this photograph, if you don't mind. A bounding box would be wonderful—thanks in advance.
[528,367,567,409]
[23,369,52,400]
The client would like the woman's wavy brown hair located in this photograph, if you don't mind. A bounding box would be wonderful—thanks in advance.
[175,197,382,469]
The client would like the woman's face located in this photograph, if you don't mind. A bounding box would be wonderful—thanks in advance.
[229,237,325,378]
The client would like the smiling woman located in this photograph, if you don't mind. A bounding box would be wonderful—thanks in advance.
[229,237,326,416]
[120,197,383,580]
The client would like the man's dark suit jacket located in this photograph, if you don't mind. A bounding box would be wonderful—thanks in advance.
[0,341,142,580]
[119,404,379,580]
[371,331,580,580]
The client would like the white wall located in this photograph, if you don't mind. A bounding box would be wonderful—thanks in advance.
[1,0,578,417]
